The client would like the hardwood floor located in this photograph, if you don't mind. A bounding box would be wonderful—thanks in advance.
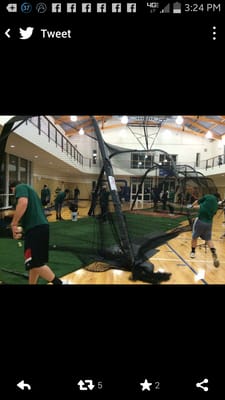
[47,202,225,285]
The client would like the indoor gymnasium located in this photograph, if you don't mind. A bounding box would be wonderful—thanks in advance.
[0,115,225,285]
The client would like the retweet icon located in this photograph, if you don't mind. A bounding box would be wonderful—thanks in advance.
[19,27,34,39]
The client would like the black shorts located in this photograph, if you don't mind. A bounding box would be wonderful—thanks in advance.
[24,224,49,270]
[192,218,212,241]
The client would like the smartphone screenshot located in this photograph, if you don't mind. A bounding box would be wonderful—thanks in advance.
[0,1,224,397]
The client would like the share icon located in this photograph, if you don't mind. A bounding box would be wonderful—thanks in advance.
[196,378,209,391]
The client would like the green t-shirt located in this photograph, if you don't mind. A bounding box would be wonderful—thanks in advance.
[198,194,218,223]
[168,191,175,203]
[54,191,67,205]
[15,184,48,232]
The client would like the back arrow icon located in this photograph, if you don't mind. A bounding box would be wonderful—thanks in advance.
[5,29,11,38]
[17,380,31,390]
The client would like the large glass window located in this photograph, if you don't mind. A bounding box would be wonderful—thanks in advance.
[171,154,177,164]
[159,154,177,166]
[196,153,200,167]
[1,154,31,210]
[9,154,18,183]
[131,152,154,169]
[20,158,28,183]
[130,177,152,201]
[145,154,154,169]
[93,150,97,164]
[0,154,6,207]
[131,153,138,168]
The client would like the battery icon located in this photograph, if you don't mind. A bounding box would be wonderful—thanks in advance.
[173,1,181,13]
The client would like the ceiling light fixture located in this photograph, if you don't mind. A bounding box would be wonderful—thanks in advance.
[175,116,184,125]
[205,130,212,139]
[121,116,128,125]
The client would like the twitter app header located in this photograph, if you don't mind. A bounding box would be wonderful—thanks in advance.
[3,26,72,40]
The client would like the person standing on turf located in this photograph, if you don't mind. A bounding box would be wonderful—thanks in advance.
[10,181,63,284]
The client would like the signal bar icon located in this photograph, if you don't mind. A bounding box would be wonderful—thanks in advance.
[160,2,182,14]
[160,3,170,13]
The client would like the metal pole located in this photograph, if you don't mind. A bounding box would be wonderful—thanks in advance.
[90,116,135,268]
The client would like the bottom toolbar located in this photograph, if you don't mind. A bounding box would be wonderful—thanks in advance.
[0,374,223,395]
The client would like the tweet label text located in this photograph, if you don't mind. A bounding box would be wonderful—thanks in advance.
[41,29,72,39]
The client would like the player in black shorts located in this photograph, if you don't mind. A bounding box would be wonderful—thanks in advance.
[10,181,63,284]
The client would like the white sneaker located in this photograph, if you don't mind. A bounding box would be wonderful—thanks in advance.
[190,252,196,258]
[61,279,73,284]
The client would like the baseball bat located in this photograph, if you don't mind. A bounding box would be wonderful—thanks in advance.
[1,268,28,279]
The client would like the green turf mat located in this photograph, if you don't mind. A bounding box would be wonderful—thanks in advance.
[0,214,188,284]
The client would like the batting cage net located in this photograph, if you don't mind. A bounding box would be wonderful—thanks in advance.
[0,116,219,284]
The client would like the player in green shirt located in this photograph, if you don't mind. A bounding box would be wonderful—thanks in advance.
[189,194,219,267]
[54,189,70,220]
[10,181,63,284]
[41,184,51,207]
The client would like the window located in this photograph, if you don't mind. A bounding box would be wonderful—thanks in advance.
[196,153,200,167]
[0,153,6,206]
[0,154,31,210]
[131,152,154,169]
[9,154,18,183]
[93,150,97,164]
[171,155,177,164]
[159,154,176,166]
[20,158,28,183]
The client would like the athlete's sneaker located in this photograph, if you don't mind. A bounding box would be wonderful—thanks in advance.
[212,253,220,268]
[61,279,72,284]
[190,252,196,258]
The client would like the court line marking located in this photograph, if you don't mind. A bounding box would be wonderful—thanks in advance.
[151,257,182,261]
[151,257,225,264]
[166,242,208,285]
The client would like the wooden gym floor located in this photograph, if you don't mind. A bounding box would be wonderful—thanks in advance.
[47,202,225,285]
